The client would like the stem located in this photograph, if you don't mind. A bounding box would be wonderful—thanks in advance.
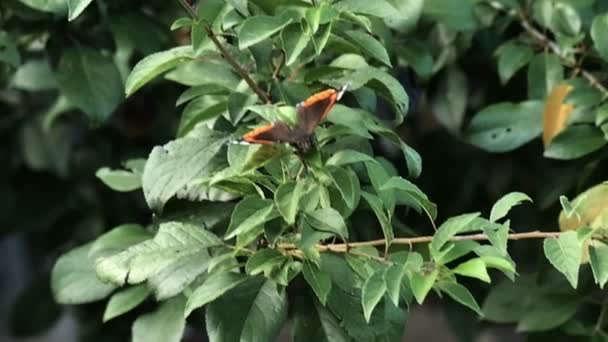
[176,0,271,103]
[517,11,608,98]
[278,230,563,253]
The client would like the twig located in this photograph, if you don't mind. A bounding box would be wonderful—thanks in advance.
[176,0,271,103]
[517,11,608,98]
[272,50,286,81]
[278,230,563,253]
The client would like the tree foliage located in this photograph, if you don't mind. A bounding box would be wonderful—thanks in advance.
[3,0,608,340]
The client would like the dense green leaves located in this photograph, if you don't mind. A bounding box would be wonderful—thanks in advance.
[38,0,608,340]
[56,45,123,121]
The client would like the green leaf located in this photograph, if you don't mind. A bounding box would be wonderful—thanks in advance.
[430,66,468,133]
[544,125,607,160]
[0,31,20,67]
[326,150,375,166]
[430,213,480,258]
[225,197,280,240]
[551,3,581,36]
[384,264,405,306]
[184,271,248,317]
[516,298,578,332]
[334,0,399,18]
[245,249,286,275]
[142,126,228,211]
[238,15,292,49]
[302,261,332,305]
[409,267,438,304]
[490,192,533,222]
[67,0,93,20]
[89,224,152,258]
[466,101,544,152]
[56,45,123,122]
[178,97,227,136]
[361,191,393,245]
[384,0,423,33]
[453,258,491,283]
[18,0,67,13]
[527,53,563,99]
[95,222,221,287]
[380,176,437,222]
[51,243,116,304]
[206,278,288,342]
[362,269,387,322]
[483,223,509,254]
[125,46,194,97]
[103,285,150,322]
[331,67,409,125]
[275,181,306,225]
[96,167,142,192]
[482,278,532,323]
[11,59,56,91]
[293,293,349,342]
[591,13,608,61]
[329,166,360,210]
[543,231,582,288]
[496,40,534,85]
[282,23,310,66]
[438,282,483,316]
[342,30,391,67]
[305,208,349,239]
[132,296,186,342]
[422,0,477,31]
[589,242,608,289]
[398,40,432,78]
[166,60,239,88]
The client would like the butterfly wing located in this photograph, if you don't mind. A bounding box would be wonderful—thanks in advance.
[242,121,296,144]
[296,85,347,134]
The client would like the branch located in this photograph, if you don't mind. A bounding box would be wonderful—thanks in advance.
[278,230,563,253]
[517,11,608,98]
[176,0,272,103]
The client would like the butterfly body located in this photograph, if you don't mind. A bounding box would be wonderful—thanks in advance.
[240,85,348,153]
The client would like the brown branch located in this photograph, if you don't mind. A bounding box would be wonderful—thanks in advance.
[517,11,608,98]
[176,0,271,103]
[278,230,563,253]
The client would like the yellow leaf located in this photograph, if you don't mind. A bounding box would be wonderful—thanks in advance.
[543,84,574,146]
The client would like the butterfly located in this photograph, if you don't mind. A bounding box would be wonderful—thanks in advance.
[240,85,348,153]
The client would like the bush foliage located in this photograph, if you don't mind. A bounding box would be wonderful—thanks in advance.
[3,0,608,340]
